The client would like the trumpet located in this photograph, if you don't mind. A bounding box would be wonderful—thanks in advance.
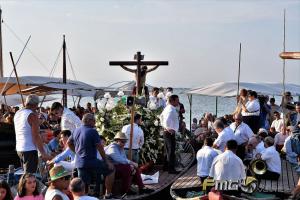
[250,159,267,175]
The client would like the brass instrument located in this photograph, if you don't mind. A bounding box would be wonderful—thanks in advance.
[250,159,267,175]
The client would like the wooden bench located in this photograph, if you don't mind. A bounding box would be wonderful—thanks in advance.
[258,159,299,194]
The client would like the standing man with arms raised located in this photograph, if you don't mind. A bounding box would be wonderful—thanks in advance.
[14,94,51,173]
[160,94,180,174]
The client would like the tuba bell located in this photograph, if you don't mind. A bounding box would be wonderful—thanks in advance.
[250,159,267,175]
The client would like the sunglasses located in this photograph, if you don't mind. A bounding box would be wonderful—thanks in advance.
[120,140,127,144]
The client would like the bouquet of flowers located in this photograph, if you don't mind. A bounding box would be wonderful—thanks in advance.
[95,95,164,164]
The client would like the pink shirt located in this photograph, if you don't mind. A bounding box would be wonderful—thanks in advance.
[14,194,44,200]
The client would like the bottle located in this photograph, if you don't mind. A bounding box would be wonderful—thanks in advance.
[7,165,15,186]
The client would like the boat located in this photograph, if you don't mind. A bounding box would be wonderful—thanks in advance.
[170,158,298,200]
[115,141,195,200]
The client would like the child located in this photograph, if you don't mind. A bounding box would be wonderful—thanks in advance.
[0,180,13,200]
[14,173,44,200]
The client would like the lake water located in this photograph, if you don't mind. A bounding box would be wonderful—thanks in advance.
[43,88,237,130]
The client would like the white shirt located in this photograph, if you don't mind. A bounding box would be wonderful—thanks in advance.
[209,150,246,181]
[253,141,265,156]
[196,146,218,177]
[122,123,144,150]
[14,109,36,152]
[213,127,235,152]
[45,188,69,200]
[271,119,284,133]
[148,96,166,109]
[160,104,179,131]
[61,108,82,133]
[230,122,254,145]
[261,146,281,174]
[274,132,289,146]
[242,99,260,116]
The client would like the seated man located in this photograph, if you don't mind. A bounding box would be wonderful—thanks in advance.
[197,137,218,183]
[209,139,246,181]
[47,130,75,171]
[105,132,153,195]
[256,136,281,180]
[282,126,299,166]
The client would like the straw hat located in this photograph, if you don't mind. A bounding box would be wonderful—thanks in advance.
[47,165,72,184]
[114,132,127,140]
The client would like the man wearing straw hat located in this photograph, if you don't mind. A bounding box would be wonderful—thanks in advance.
[67,113,114,198]
[14,94,52,173]
[45,165,72,200]
[105,132,153,195]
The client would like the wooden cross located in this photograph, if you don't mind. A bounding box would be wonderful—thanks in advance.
[109,51,168,96]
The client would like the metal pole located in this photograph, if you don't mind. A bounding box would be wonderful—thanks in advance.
[282,9,286,130]
[188,94,192,131]
[128,100,135,161]
[215,96,218,117]
[9,52,24,107]
[62,35,67,107]
[237,43,242,98]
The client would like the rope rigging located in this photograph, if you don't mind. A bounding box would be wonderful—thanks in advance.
[2,20,50,73]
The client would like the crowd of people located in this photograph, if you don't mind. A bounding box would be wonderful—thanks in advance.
[193,89,300,197]
[2,86,300,199]
[0,86,188,200]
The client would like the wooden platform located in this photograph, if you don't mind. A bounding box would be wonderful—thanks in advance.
[123,142,196,200]
[258,159,299,194]
[171,159,299,197]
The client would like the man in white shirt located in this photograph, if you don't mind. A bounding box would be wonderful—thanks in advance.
[213,120,235,152]
[256,136,281,180]
[122,113,144,163]
[14,95,51,173]
[51,102,82,133]
[209,140,246,181]
[160,94,180,174]
[197,137,218,183]
[271,111,284,133]
[230,113,254,160]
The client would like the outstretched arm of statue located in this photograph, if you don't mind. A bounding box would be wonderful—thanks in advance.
[146,65,159,73]
[120,65,136,73]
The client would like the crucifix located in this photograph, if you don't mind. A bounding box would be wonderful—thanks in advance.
[109,51,168,97]
[109,51,168,161]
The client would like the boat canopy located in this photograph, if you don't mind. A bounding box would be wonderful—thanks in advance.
[187,82,300,97]
[0,76,98,97]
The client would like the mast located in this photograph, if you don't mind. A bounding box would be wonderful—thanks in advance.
[62,35,67,107]
[0,8,3,77]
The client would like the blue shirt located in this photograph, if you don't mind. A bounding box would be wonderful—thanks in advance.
[70,125,101,168]
[48,138,59,152]
[53,148,75,163]
[105,143,130,165]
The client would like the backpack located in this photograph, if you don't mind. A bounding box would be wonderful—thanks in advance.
[290,133,300,155]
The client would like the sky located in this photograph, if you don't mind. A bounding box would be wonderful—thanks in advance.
[0,0,300,88]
